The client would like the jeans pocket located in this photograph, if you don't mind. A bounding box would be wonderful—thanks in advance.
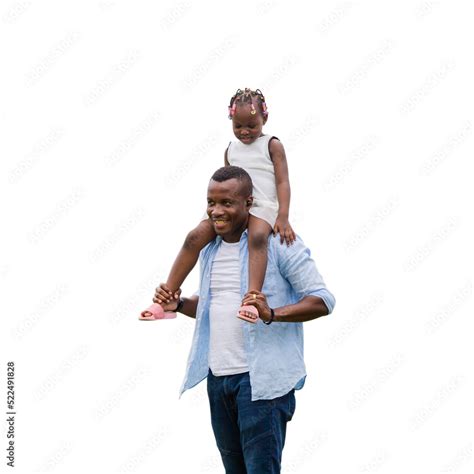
[287,389,296,421]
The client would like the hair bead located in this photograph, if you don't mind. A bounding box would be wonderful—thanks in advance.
[228,88,268,119]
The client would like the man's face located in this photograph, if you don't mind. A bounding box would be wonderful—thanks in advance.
[207,178,253,242]
[231,102,267,145]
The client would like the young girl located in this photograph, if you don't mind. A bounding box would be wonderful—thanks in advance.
[139,88,295,322]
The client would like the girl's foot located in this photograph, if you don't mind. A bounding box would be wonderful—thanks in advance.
[139,303,176,320]
[237,305,258,323]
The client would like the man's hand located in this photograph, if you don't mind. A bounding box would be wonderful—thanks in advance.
[273,215,296,246]
[153,283,182,312]
[241,291,272,322]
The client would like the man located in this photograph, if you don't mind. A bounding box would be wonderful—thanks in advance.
[154,166,335,473]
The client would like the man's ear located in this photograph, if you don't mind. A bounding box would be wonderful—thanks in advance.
[263,114,268,125]
[246,196,253,208]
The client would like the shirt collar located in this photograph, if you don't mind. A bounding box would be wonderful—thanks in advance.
[215,228,248,244]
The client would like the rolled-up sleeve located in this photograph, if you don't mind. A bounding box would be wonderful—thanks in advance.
[275,235,336,313]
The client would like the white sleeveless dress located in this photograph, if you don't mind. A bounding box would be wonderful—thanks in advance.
[227,135,279,228]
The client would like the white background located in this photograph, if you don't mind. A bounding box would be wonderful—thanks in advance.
[1,1,473,472]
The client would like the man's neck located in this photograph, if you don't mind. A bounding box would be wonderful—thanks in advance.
[222,221,248,243]
[223,234,243,243]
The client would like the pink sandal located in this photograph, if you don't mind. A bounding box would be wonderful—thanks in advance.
[237,305,259,323]
[139,303,177,321]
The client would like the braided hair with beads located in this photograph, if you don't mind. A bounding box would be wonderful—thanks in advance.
[228,88,268,119]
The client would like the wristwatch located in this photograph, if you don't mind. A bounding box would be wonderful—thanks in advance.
[263,308,275,325]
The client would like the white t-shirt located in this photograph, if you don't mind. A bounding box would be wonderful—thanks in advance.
[208,240,249,376]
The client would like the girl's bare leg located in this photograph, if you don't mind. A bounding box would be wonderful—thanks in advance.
[142,219,215,316]
[247,215,272,293]
[238,215,272,321]
[166,218,216,293]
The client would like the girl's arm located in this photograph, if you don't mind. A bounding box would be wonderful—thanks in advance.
[270,138,290,217]
[270,138,296,245]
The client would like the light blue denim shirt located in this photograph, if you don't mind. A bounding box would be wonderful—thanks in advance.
[179,230,336,401]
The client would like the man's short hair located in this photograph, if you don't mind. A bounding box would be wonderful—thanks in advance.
[210,166,253,197]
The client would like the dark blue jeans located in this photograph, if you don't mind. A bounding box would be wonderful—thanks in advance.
[207,369,296,474]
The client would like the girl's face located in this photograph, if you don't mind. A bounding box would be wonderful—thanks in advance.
[231,102,267,145]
